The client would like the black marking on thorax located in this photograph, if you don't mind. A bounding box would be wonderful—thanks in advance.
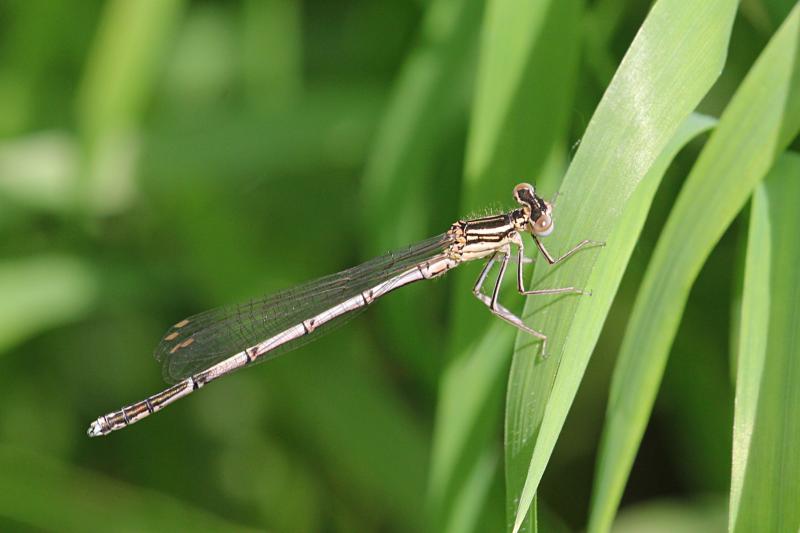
[463,213,515,243]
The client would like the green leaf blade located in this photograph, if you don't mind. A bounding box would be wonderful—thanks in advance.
[359,0,484,381]
[429,0,584,530]
[730,152,800,532]
[589,5,800,532]
[504,0,739,530]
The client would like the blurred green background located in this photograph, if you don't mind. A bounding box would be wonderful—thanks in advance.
[0,1,797,532]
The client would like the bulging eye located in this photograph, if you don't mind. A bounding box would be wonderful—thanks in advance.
[532,208,553,236]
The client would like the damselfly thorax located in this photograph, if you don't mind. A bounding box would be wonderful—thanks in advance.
[87,183,602,437]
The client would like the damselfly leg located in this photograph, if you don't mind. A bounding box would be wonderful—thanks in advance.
[516,247,590,296]
[473,248,550,353]
[472,236,602,356]
[533,236,604,265]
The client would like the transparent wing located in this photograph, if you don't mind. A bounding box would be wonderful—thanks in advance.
[154,233,453,383]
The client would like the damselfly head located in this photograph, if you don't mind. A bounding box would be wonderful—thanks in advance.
[513,183,554,237]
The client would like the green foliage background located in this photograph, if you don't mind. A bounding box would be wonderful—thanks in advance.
[0,1,797,532]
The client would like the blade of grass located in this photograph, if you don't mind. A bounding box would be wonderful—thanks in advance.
[360,0,484,381]
[461,0,580,201]
[77,0,185,213]
[78,0,184,141]
[430,145,569,533]
[588,6,800,531]
[728,175,771,529]
[510,111,716,532]
[504,0,739,530]
[428,0,583,530]
[429,321,515,530]
[361,0,481,235]
[442,448,498,533]
[763,0,800,28]
[613,498,727,533]
[730,152,800,532]
[742,0,797,33]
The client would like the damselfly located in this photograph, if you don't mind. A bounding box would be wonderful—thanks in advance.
[87,183,601,437]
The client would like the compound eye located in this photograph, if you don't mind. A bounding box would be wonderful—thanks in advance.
[532,204,553,236]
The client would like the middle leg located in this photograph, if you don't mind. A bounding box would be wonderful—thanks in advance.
[473,248,550,355]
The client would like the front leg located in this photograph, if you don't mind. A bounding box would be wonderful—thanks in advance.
[533,235,604,265]
[516,246,590,296]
